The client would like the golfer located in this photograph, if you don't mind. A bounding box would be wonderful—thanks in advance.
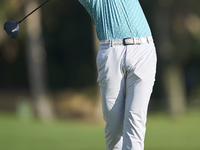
[79,0,157,150]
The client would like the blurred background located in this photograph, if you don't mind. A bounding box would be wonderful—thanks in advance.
[0,0,200,150]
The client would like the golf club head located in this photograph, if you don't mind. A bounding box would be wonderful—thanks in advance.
[4,21,19,38]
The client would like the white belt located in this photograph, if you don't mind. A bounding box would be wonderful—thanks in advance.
[100,36,153,46]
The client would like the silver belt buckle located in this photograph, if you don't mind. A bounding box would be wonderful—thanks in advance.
[123,37,129,45]
[123,37,143,45]
[123,37,134,45]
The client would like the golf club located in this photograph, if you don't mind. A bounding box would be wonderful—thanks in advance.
[4,0,49,38]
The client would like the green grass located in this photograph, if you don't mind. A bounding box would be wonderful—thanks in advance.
[0,114,106,150]
[0,110,200,150]
[145,110,200,150]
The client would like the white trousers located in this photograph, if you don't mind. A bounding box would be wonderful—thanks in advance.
[96,39,157,150]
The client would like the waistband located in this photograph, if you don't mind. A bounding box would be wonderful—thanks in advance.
[100,36,153,46]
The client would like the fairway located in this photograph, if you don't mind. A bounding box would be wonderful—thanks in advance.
[145,110,200,150]
[0,114,106,150]
[0,111,200,150]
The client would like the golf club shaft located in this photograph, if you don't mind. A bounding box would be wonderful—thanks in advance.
[18,0,49,23]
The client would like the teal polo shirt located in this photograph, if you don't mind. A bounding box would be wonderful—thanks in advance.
[78,0,152,40]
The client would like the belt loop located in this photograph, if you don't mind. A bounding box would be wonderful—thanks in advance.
[132,37,135,45]
[109,40,113,47]
[139,37,142,44]
[147,36,150,43]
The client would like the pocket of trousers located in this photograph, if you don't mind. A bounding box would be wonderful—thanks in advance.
[96,46,108,84]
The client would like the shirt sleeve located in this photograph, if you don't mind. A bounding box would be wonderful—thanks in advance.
[78,0,90,13]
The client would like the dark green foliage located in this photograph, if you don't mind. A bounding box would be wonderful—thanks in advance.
[42,0,96,89]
